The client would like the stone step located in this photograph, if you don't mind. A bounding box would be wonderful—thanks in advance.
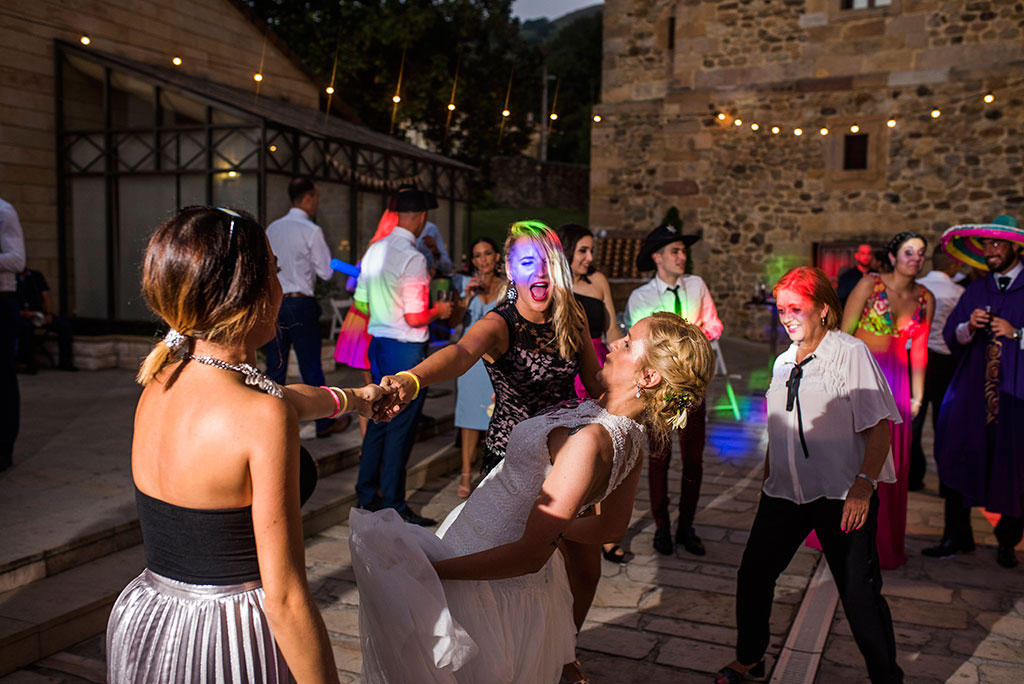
[0,411,454,596]
[0,427,463,677]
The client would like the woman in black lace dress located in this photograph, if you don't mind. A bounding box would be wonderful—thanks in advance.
[378,220,604,682]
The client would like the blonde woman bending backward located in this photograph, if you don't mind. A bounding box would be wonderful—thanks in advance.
[350,313,715,683]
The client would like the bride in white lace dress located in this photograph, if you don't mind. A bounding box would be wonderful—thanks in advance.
[348,313,714,683]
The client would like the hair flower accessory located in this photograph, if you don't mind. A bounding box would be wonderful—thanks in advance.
[664,391,694,430]
[162,328,187,351]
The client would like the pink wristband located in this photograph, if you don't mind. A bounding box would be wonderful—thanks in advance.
[320,386,342,419]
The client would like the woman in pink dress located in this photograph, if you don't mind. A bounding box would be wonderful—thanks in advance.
[842,231,934,569]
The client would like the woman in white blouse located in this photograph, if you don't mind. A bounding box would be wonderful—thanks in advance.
[715,267,903,684]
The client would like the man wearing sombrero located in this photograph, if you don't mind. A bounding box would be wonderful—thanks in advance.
[626,224,723,556]
[924,214,1024,569]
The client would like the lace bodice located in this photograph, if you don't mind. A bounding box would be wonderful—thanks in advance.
[483,302,579,458]
[441,399,644,560]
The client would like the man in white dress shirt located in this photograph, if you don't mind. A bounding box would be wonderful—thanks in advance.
[908,247,964,490]
[354,187,452,526]
[0,197,26,472]
[264,176,350,438]
[626,224,723,556]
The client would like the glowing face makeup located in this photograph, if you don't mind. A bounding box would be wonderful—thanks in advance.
[776,289,825,346]
[891,238,926,277]
[507,237,551,312]
[571,236,594,277]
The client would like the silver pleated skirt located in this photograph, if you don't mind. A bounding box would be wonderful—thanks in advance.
[106,569,294,683]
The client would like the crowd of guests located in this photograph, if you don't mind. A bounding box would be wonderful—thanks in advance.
[8,171,1009,683]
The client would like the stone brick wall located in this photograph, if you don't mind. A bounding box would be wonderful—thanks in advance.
[593,0,1024,340]
[490,156,590,213]
[0,0,322,303]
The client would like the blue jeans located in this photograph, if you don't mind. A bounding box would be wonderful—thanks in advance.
[264,297,332,434]
[356,337,427,511]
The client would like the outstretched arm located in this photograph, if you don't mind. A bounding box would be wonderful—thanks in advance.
[432,425,612,581]
[282,384,388,422]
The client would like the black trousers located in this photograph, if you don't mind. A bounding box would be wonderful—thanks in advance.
[1,293,20,471]
[941,485,1024,548]
[909,351,957,487]
[736,493,902,684]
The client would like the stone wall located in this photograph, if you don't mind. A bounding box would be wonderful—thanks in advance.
[593,0,1024,340]
[0,0,322,303]
[490,156,590,213]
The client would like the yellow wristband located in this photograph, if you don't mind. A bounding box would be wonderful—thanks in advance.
[396,371,421,399]
[329,386,349,414]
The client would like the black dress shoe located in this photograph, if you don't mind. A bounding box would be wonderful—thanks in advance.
[997,545,1019,569]
[675,526,706,556]
[653,527,674,555]
[399,508,437,527]
[922,537,975,558]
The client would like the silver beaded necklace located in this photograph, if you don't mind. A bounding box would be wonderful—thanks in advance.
[182,352,284,398]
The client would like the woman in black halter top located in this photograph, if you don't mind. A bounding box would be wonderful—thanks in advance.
[106,206,383,684]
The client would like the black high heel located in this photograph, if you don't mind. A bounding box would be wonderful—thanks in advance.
[713,659,765,683]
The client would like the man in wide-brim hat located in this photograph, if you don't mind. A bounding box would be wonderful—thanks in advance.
[925,214,1024,569]
[353,185,452,527]
[625,223,723,557]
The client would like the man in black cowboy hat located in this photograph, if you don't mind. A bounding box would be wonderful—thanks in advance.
[354,185,452,526]
[626,223,723,556]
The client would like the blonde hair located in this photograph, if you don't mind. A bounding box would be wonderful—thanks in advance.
[638,313,716,440]
[500,220,586,360]
[136,207,274,386]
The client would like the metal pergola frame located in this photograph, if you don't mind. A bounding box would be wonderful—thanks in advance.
[54,40,472,329]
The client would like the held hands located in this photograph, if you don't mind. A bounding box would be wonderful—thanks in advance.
[841,477,873,533]
[347,384,391,419]
[372,373,420,422]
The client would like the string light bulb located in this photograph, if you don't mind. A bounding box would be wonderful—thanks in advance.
[593,114,602,123]
[172,56,182,66]
[253,73,263,82]
[984,93,994,103]
[268,145,277,152]
[931,109,941,118]
[325,86,334,94]
[502,109,510,117]
[820,127,829,136]
[771,126,780,135]
[750,123,759,131]
[887,118,897,128]
[717,112,727,121]
[80,35,91,45]
[734,119,742,126]
[794,128,803,136]
[227,171,238,178]
[850,124,860,133]
[550,113,558,121]
[448,103,456,111]
[392,95,401,103]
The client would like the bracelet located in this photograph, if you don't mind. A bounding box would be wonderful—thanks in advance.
[321,386,342,419]
[396,371,421,399]
[910,398,922,407]
[856,472,878,491]
[329,386,349,415]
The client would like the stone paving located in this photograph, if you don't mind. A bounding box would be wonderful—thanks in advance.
[4,337,1024,683]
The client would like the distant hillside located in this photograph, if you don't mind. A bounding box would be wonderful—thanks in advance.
[520,3,602,44]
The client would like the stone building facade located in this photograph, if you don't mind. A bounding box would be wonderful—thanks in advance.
[592,0,1024,339]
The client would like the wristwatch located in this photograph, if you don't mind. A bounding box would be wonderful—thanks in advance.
[856,472,878,490]
[1014,328,1023,341]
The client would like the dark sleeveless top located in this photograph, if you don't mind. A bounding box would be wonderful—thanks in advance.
[137,447,319,585]
[574,292,606,339]
[482,301,579,469]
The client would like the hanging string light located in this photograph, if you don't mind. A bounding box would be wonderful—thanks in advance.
[390,47,407,136]
[849,124,860,133]
[771,126,780,135]
[547,78,560,135]
[445,51,461,141]
[931,108,941,118]
[819,127,829,136]
[254,33,267,95]
[794,128,803,136]
[733,118,742,126]
[984,93,995,103]
[750,123,759,131]
[79,34,90,45]
[593,114,602,123]
[172,56,182,66]
[323,35,341,127]
[887,118,897,128]
[498,70,513,144]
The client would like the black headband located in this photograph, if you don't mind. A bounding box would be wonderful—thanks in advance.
[887,231,926,257]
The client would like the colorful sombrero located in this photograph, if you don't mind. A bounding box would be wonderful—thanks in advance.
[940,215,1024,271]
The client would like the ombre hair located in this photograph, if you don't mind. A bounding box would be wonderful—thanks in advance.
[772,266,842,330]
[136,206,275,386]
[501,220,586,360]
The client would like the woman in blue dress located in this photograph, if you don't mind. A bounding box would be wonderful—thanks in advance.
[451,237,504,497]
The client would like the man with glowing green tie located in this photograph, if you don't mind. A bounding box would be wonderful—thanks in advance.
[626,224,723,556]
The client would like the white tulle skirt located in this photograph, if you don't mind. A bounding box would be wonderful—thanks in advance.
[348,507,577,684]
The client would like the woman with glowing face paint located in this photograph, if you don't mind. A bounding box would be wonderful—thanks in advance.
[350,313,714,684]
[716,266,903,684]
[371,220,605,680]
[840,232,935,570]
